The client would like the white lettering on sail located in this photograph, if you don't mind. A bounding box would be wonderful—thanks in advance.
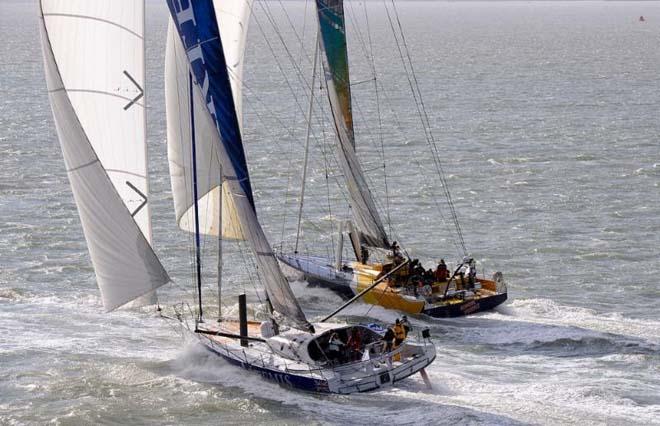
[171,2,219,125]
[188,43,203,63]
[172,0,197,28]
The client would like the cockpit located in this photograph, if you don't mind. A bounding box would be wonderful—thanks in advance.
[307,325,384,365]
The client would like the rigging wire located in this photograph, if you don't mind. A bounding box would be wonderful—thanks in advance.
[383,0,467,256]
[170,20,279,320]
[280,0,311,246]
[171,33,202,310]
[248,1,353,246]
[360,1,393,237]
[244,2,398,261]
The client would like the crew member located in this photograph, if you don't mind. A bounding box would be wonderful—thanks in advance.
[400,315,412,337]
[419,282,433,302]
[327,332,344,363]
[390,241,404,264]
[360,246,370,264]
[435,259,448,282]
[393,319,406,346]
[382,326,395,353]
[391,241,400,256]
[347,328,363,361]
[408,259,419,275]
[392,319,406,362]
[466,258,477,289]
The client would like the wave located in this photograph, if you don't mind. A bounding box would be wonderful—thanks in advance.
[168,340,520,425]
[0,287,25,301]
[482,298,660,345]
[290,280,345,309]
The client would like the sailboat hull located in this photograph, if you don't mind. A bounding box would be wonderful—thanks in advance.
[423,291,508,317]
[180,319,435,394]
[278,253,508,318]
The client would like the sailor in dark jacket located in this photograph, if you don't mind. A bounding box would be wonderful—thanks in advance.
[382,327,395,353]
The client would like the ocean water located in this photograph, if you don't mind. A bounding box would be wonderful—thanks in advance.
[1,1,659,425]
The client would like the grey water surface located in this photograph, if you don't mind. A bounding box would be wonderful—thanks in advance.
[1,1,659,425]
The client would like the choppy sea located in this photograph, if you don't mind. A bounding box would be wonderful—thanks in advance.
[1,1,659,424]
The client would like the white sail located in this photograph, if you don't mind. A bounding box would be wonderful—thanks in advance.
[214,0,254,129]
[39,0,169,311]
[166,23,241,239]
[165,0,253,240]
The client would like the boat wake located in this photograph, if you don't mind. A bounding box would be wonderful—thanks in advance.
[289,279,345,308]
[170,340,520,425]
[482,298,660,345]
[0,287,26,302]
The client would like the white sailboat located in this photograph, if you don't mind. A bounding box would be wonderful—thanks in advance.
[39,0,435,394]
[278,0,508,318]
[163,0,435,393]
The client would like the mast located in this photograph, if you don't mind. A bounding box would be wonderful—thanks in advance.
[139,1,158,306]
[294,33,320,254]
[217,165,223,321]
[190,72,203,323]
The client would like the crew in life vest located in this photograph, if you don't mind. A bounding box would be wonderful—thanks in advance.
[393,319,406,346]
[391,319,407,362]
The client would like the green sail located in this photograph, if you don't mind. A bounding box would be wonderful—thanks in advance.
[315,0,390,249]
[317,0,354,145]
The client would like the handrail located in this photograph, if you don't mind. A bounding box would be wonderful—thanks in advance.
[200,327,426,377]
[195,327,266,343]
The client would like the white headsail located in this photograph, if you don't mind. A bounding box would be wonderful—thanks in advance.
[165,0,254,239]
[39,0,170,311]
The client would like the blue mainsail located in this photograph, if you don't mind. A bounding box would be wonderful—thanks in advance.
[166,0,313,332]
[166,0,254,208]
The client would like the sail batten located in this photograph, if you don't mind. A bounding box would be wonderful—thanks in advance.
[39,0,170,311]
[166,0,313,332]
[315,0,390,249]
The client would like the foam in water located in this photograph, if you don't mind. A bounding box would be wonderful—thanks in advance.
[483,298,660,344]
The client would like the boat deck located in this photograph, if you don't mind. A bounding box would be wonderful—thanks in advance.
[197,320,263,345]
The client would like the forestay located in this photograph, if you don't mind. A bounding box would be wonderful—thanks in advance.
[166,0,253,239]
[165,0,313,332]
[39,0,170,311]
[315,0,390,249]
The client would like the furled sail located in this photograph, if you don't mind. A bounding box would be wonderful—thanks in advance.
[39,0,170,311]
[165,0,253,240]
[315,0,390,249]
[166,0,313,332]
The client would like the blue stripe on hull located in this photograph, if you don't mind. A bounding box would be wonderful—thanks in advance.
[423,292,508,318]
[197,338,434,394]
[199,341,331,393]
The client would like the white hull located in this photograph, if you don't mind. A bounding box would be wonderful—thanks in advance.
[179,319,436,394]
